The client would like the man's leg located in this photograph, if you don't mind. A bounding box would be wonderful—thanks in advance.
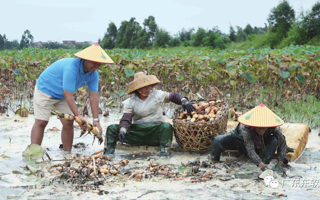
[54,97,75,151]
[259,136,278,164]
[31,119,49,145]
[31,85,55,146]
[60,118,74,151]
[104,124,120,155]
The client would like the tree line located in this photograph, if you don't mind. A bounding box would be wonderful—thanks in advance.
[1,0,319,50]
[0,30,88,50]
[99,16,233,49]
[99,0,320,49]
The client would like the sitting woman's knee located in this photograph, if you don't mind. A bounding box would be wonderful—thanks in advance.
[162,123,173,130]
[106,124,119,135]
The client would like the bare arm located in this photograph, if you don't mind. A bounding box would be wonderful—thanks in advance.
[64,90,80,116]
[272,127,288,163]
[64,90,87,130]
[89,90,102,134]
[243,127,263,166]
[89,90,99,119]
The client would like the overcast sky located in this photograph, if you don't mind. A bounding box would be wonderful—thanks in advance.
[1,0,319,43]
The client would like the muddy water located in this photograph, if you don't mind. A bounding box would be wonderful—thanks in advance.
[1,111,320,200]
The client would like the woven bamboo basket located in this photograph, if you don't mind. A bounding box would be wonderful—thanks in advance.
[172,101,229,152]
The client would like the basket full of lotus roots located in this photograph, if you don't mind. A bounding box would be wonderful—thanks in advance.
[172,99,229,152]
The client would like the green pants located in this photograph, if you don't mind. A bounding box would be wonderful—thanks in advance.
[104,122,173,155]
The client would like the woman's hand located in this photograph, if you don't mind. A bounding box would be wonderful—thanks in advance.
[181,98,195,113]
[258,162,267,169]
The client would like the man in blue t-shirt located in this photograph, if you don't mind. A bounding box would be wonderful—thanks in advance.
[31,43,113,151]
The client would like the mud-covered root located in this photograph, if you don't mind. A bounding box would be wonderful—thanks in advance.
[20,108,28,117]
[133,173,143,180]
[119,159,129,166]
[86,122,94,132]
[80,129,86,137]
[55,111,75,121]
[110,169,118,175]
[74,116,84,125]
[87,123,104,144]
[54,111,104,145]
[48,163,64,172]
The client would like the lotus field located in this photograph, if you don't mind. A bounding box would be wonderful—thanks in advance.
[0,45,320,127]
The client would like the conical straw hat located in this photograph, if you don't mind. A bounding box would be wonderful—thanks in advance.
[127,72,160,94]
[238,103,284,127]
[74,43,114,64]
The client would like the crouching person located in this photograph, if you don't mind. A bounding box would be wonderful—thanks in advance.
[208,103,290,170]
[104,72,195,157]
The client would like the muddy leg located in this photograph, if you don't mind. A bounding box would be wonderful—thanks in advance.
[31,119,49,145]
[60,118,74,151]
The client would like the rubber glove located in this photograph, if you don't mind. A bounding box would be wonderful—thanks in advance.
[181,98,195,113]
[118,127,127,143]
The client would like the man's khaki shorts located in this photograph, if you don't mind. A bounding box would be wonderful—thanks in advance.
[33,85,72,121]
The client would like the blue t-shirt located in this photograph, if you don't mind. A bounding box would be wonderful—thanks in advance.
[36,58,99,99]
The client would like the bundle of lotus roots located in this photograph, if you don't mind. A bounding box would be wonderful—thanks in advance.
[48,154,128,180]
[55,111,103,144]
[177,99,224,123]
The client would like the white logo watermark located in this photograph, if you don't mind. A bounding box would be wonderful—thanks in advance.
[264,176,320,188]
[264,176,279,188]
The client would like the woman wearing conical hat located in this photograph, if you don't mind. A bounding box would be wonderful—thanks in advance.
[208,103,291,169]
[30,43,113,151]
[104,72,195,157]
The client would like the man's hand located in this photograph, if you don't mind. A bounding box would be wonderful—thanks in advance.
[76,115,87,130]
[93,121,102,136]
[181,98,195,113]
[118,127,127,143]
[258,162,267,170]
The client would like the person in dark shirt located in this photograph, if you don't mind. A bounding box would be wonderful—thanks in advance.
[208,103,290,169]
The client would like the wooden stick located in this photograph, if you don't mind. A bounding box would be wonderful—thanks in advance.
[92,149,104,155]
[92,157,97,176]
[10,185,30,188]
[301,112,306,123]
[45,152,52,161]
[36,159,68,164]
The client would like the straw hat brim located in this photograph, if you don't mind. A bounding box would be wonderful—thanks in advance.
[238,120,284,128]
[238,103,284,128]
[74,43,114,64]
[127,75,160,94]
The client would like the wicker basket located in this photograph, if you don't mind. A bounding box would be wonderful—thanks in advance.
[172,101,229,152]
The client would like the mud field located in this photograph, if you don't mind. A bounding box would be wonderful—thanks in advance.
[1,111,320,200]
